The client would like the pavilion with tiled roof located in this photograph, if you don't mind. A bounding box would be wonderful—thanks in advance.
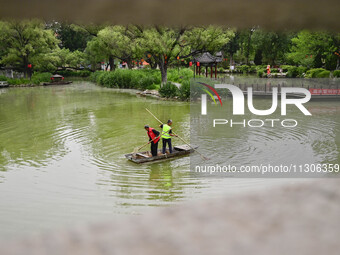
[193,52,223,78]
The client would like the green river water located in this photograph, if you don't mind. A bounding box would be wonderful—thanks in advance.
[0,82,339,238]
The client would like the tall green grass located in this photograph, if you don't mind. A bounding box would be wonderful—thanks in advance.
[2,72,52,85]
[91,68,194,99]
[90,69,161,90]
[31,72,52,84]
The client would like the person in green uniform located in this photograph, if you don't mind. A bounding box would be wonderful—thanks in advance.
[160,119,177,154]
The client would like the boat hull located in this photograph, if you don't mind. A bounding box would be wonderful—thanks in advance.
[42,81,73,86]
[125,145,197,163]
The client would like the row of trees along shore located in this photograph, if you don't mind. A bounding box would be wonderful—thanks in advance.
[1,20,340,86]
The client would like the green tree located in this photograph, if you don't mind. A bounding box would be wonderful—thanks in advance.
[34,48,86,72]
[0,22,10,67]
[334,35,340,70]
[137,26,234,85]
[287,31,338,69]
[136,26,186,84]
[0,20,59,77]
[252,29,292,65]
[86,25,141,71]
[234,28,255,65]
[254,49,263,65]
[52,22,93,51]
[223,30,240,65]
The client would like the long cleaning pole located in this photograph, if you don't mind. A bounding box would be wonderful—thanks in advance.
[145,108,209,160]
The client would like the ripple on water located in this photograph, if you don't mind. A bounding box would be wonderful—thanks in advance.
[0,83,339,237]
[192,109,339,169]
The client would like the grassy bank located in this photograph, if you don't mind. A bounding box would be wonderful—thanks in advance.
[0,70,91,86]
[0,72,52,86]
[90,68,193,100]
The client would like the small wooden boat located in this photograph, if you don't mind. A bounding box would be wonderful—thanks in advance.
[125,144,197,163]
[43,74,73,86]
[43,81,73,86]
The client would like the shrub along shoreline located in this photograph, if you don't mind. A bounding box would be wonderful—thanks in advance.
[90,69,193,100]
[2,67,339,99]
[0,70,91,86]
[0,72,53,86]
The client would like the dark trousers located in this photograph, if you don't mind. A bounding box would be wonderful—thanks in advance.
[151,142,159,157]
[162,138,172,154]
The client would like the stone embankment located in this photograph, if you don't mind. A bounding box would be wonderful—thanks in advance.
[136,89,160,98]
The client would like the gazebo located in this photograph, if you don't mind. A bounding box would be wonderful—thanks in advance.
[50,74,64,82]
[193,52,223,78]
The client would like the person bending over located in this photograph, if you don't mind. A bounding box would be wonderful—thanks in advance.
[144,125,160,157]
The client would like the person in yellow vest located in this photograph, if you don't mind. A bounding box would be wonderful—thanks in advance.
[160,119,177,154]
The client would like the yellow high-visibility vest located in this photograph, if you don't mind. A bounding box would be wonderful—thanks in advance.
[161,124,171,139]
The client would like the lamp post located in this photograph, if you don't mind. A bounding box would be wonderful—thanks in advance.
[27,64,32,80]
[189,61,194,79]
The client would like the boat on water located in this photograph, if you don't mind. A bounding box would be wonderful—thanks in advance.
[43,81,72,86]
[43,74,73,86]
[125,144,197,163]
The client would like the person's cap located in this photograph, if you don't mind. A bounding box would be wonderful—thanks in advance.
[167,119,172,123]
[144,125,149,128]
